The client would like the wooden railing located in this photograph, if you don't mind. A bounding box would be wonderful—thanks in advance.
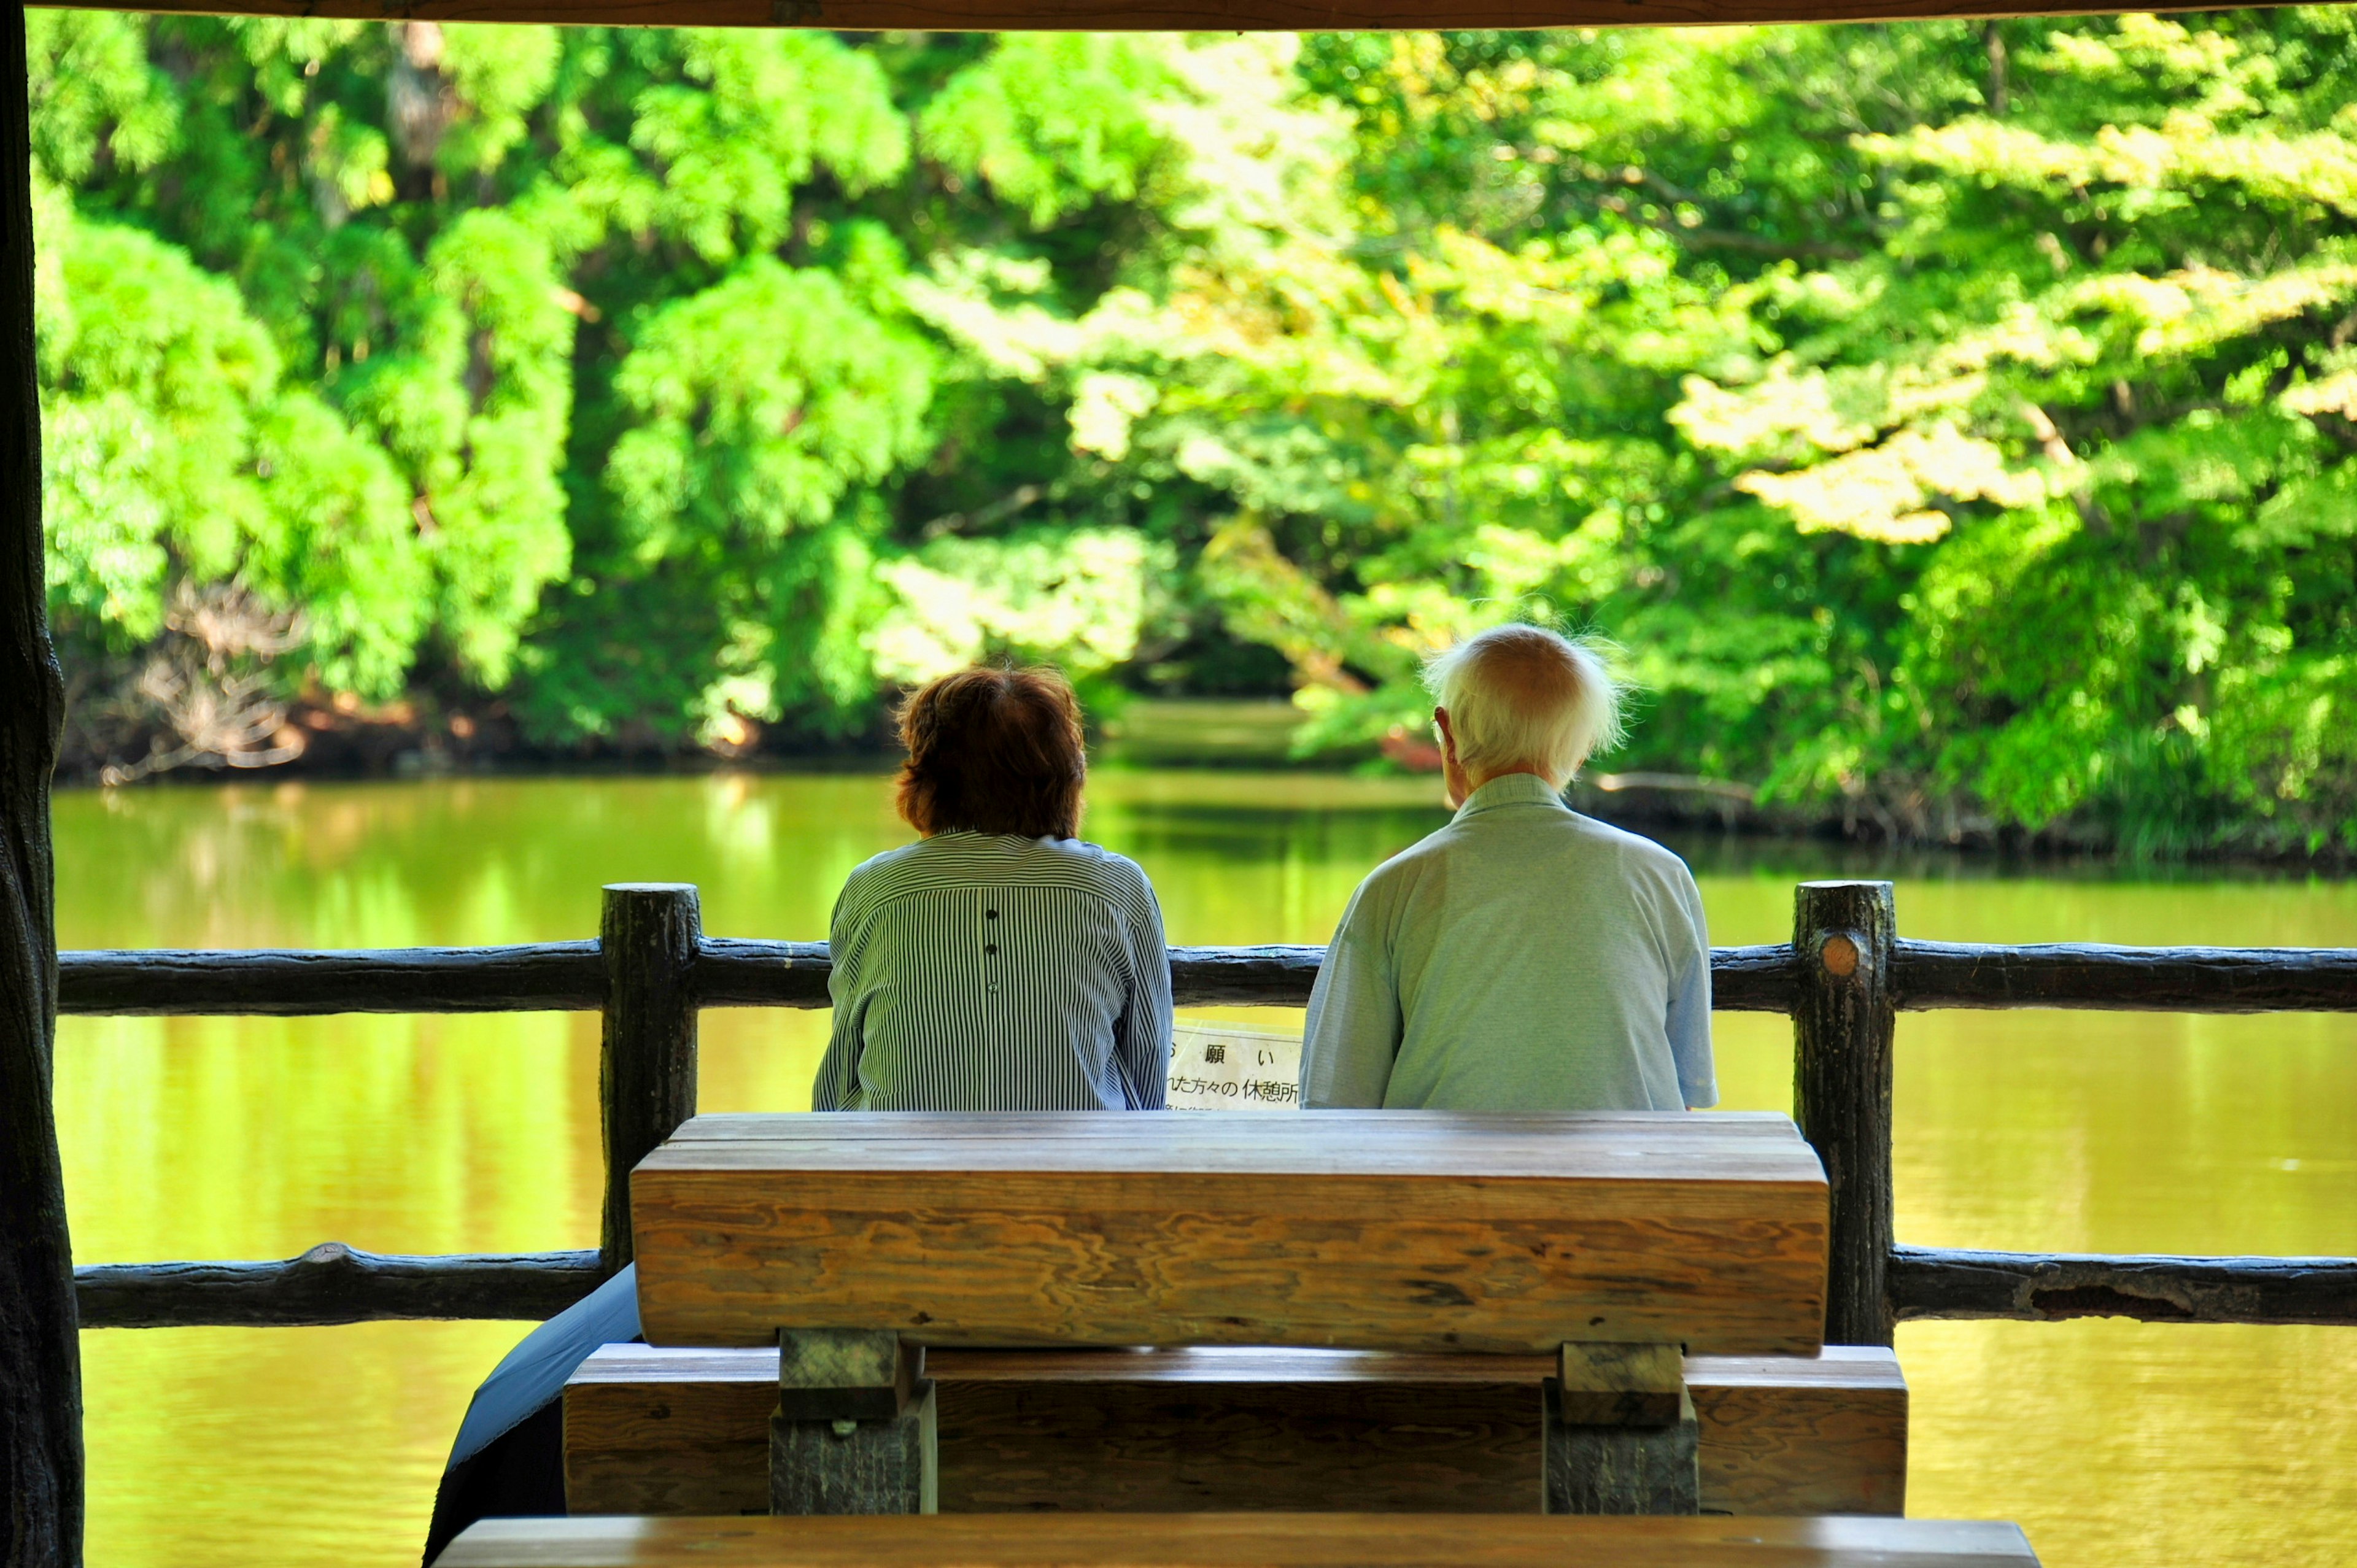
[59,881,2357,1338]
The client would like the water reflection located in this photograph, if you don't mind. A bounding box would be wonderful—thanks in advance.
[54,771,2357,1568]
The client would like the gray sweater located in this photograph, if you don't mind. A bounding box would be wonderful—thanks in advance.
[1299,772,1715,1111]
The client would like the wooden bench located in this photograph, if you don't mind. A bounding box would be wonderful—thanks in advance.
[632,1111,1830,1355]
[627,1110,1832,1516]
[563,1344,1906,1516]
[435,1513,2038,1566]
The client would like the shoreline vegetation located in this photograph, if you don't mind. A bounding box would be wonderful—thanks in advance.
[33,15,2357,860]
[55,695,2346,868]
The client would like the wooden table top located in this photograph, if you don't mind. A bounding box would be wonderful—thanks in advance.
[641,1110,1817,1180]
[436,1513,2035,1567]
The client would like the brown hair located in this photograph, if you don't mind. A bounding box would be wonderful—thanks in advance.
[896,666,1088,840]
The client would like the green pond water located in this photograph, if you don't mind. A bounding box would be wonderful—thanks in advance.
[50,771,2357,1568]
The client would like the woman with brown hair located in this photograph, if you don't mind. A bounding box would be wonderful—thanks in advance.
[811,666,1174,1111]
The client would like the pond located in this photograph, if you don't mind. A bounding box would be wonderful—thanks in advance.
[51,770,2357,1568]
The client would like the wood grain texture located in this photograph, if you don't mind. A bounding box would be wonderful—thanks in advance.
[39,0,2242,33]
[1891,1245,2357,1326]
[937,1377,1540,1515]
[437,1513,2040,1568]
[562,1345,1904,1518]
[1687,1350,1904,1517]
[1555,1342,1684,1426]
[75,1243,602,1327]
[0,1,84,1558]
[630,1113,1829,1355]
[1790,883,1895,1348]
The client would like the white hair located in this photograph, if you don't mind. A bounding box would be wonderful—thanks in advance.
[1424,625,1624,789]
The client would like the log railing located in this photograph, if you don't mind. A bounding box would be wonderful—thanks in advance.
[58,881,2357,1333]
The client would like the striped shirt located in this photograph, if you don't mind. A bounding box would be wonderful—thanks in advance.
[813,832,1174,1112]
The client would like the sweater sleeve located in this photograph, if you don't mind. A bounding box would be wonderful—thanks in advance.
[1113,866,1175,1110]
[1298,880,1401,1108]
[1665,865,1717,1110]
[810,881,865,1112]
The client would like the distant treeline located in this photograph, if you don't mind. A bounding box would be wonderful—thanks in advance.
[30,14,2357,854]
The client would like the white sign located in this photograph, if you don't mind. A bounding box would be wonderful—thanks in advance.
[1167,1021,1302,1111]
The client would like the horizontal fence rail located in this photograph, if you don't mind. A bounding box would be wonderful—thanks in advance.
[1891,1246,2357,1326]
[58,942,606,1015]
[59,938,2357,1016]
[57,889,2357,1332]
[76,1243,603,1329]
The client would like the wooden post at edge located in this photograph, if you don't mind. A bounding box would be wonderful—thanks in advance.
[1792,880,1898,1347]
[600,883,701,1275]
[0,6,84,1562]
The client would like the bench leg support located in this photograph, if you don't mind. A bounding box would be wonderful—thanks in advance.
[770,1386,937,1515]
[769,1327,937,1515]
[1542,1342,1700,1516]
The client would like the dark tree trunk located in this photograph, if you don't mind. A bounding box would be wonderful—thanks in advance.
[0,7,83,1562]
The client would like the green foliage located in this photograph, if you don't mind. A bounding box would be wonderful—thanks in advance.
[29,15,2357,851]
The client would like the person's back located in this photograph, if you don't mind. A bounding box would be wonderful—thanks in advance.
[1298,625,1713,1113]
[822,829,1168,1111]
[813,664,1174,1113]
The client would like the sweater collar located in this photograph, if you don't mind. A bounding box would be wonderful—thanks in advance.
[1452,771,1569,821]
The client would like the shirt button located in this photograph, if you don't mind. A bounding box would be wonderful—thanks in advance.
[986,910,999,919]
[988,982,1001,994]
[986,944,998,955]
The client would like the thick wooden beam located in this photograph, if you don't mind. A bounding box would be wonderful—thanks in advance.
[631,1112,1832,1354]
[1890,1245,2357,1326]
[600,886,702,1274]
[0,5,83,1564]
[1791,882,1896,1348]
[29,0,2245,32]
[72,1245,603,1329]
[1891,941,2357,1012]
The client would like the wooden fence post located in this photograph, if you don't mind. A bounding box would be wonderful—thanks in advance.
[600,884,702,1275]
[1792,880,1897,1346]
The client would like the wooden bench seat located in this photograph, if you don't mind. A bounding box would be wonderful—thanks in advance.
[435,1513,2036,1567]
[630,1111,1831,1356]
[563,1345,1906,1517]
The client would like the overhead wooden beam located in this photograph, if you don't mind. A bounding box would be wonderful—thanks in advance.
[0,6,83,1566]
[22,0,2237,31]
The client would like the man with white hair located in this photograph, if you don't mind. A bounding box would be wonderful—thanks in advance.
[1298,624,1714,1111]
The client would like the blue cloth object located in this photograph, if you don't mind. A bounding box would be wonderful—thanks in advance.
[444,1263,641,1470]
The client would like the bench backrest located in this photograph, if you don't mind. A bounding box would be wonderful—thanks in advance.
[630,1111,1829,1356]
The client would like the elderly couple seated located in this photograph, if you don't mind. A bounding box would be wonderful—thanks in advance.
[420,622,1716,1558]
[821,621,1714,1118]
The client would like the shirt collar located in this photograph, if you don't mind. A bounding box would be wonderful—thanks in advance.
[1452,771,1570,821]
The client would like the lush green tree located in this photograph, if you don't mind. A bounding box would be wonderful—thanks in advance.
[29,13,2357,852]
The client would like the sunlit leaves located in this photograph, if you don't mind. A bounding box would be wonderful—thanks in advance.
[921,35,1182,228]
[608,259,935,552]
